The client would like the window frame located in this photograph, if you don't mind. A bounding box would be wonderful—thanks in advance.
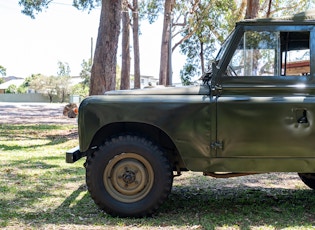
[215,24,315,84]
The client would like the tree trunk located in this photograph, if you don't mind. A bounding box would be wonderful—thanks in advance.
[159,0,174,86]
[199,40,204,74]
[245,0,260,19]
[132,0,141,89]
[121,0,130,90]
[89,0,122,95]
[266,0,272,17]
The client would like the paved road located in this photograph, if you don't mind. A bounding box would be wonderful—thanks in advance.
[0,102,77,124]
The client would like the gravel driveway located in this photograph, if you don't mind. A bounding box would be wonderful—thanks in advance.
[0,102,77,124]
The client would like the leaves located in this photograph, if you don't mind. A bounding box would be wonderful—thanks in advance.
[72,0,101,11]
[0,65,6,77]
[18,0,52,19]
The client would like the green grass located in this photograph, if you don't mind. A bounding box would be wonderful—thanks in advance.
[1,124,315,229]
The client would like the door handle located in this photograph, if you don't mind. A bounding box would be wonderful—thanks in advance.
[297,109,308,124]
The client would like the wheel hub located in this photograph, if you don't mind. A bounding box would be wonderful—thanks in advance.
[103,153,154,203]
[122,169,136,185]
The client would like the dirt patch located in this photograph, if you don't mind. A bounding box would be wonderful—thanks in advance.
[0,102,77,125]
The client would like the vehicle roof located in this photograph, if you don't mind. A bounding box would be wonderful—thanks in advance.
[237,9,315,26]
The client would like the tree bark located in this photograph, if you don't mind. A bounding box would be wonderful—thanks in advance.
[245,0,260,19]
[159,0,175,86]
[89,0,122,95]
[132,0,141,89]
[121,0,130,90]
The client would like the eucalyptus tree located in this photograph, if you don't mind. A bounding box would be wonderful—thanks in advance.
[120,0,131,90]
[19,0,122,95]
[130,0,141,89]
[177,0,239,84]
[179,0,310,84]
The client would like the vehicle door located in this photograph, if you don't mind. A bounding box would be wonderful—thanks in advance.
[215,25,315,161]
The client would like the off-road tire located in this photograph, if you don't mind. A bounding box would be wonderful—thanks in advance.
[86,135,173,217]
[298,173,315,190]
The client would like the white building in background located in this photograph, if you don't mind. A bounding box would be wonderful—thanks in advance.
[130,75,159,89]
[0,76,24,94]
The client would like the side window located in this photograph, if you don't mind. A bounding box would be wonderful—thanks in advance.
[281,32,310,76]
[227,30,310,77]
[228,31,280,76]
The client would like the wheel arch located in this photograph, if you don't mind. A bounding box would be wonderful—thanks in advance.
[89,122,187,171]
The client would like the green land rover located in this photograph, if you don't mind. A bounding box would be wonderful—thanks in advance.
[67,10,315,217]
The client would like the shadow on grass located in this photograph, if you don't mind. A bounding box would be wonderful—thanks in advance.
[2,158,60,170]
[0,128,77,151]
[4,179,315,229]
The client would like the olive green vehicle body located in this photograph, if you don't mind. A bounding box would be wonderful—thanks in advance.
[69,10,315,174]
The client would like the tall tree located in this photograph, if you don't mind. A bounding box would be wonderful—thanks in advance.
[120,0,131,90]
[89,0,122,94]
[19,0,122,95]
[131,0,141,89]
[159,0,175,86]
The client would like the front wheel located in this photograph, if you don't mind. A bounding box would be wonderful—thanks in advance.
[298,173,315,190]
[86,135,173,217]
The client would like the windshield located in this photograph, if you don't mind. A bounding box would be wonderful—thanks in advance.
[215,30,235,67]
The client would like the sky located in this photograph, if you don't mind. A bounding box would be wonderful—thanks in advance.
[0,0,185,83]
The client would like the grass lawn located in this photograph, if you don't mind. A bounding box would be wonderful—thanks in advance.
[1,124,315,229]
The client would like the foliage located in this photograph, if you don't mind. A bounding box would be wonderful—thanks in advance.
[0,65,6,76]
[19,0,100,18]
[68,58,92,99]
[260,0,309,18]
[57,61,71,77]
[178,0,311,84]
[180,63,198,86]
[56,61,71,102]
[18,0,51,19]
[178,0,237,84]
[5,84,17,94]
[139,0,164,24]
[17,85,27,93]
[1,124,315,229]
[28,74,70,102]
[29,74,55,102]
[80,59,92,88]
[71,83,89,98]
[72,0,101,11]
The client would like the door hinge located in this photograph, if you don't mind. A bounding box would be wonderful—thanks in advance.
[211,141,224,150]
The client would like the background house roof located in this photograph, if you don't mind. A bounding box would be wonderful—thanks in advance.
[0,79,25,90]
